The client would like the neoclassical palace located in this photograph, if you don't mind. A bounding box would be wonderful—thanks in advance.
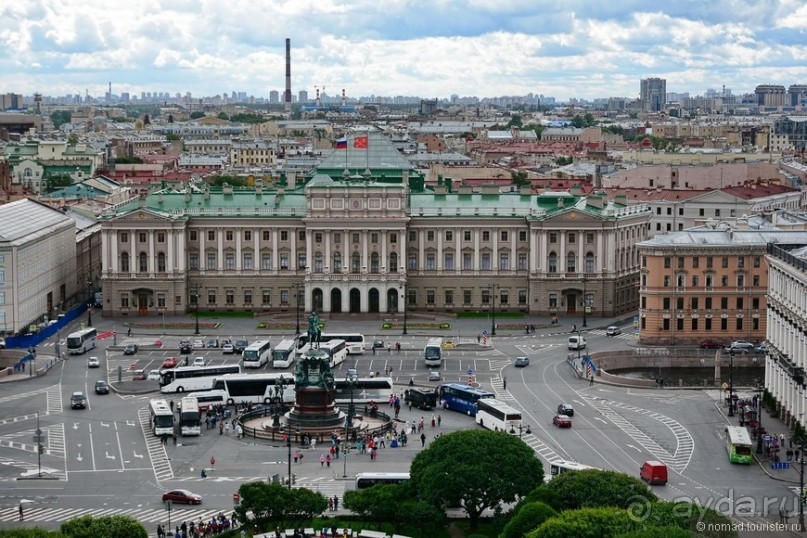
[99,135,650,319]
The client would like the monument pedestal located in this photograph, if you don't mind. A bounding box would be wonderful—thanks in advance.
[286,387,344,429]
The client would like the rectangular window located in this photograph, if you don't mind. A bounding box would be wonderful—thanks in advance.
[721,275,729,286]
[549,232,557,244]
[691,318,698,330]
[189,254,199,270]
[736,318,743,330]
[663,319,670,331]
[225,253,235,269]
[549,293,558,308]
[226,230,233,241]
[244,230,251,241]
[280,253,289,269]
[721,297,728,309]
[280,290,289,305]
[753,256,761,268]
[677,298,684,310]
[752,298,760,309]
[699,208,705,217]
[752,318,760,330]
[263,230,271,241]
[243,252,253,270]
[298,230,306,241]
[518,253,527,270]
[737,297,744,309]
[663,297,670,309]
[722,256,729,268]
[464,230,471,241]
[463,290,472,304]
[500,253,509,270]
[663,276,670,287]
[705,318,712,330]
[262,254,271,270]
[427,231,434,242]
[481,289,490,304]
[482,231,490,241]
[157,293,166,308]
[207,290,216,305]
[389,233,396,244]
[705,297,712,309]
[208,230,215,241]
[481,253,491,270]
[262,290,271,304]
[691,298,699,310]
[444,230,453,241]
[520,231,527,241]
[445,290,453,305]
[280,231,288,241]
[298,254,306,269]
[737,274,745,287]
[677,257,684,269]
[206,253,216,270]
[568,233,576,244]
[426,253,436,270]
[501,231,508,241]
[753,275,760,287]
[139,232,147,243]
[226,289,234,305]
[371,233,379,244]
[189,230,197,241]
[586,233,594,244]
[463,253,472,270]
[120,232,129,243]
[692,257,699,268]
[706,256,713,268]
[500,290,509,305]
[426,290,435,305]
[314,232,322,243]
[518,290,527,305]
[244,290,252,305]
[409,231,417,242]
[444,252,454,270]
[677,318,684,331]
[664,257,671,268]
[121,294,129,308]
[738,256,745,268]
[157,232,165,243]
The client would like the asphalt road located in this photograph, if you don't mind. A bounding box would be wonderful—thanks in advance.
[0,315,800,536]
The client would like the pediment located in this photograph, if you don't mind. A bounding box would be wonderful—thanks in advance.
[545,209,605,224]
[108,207,175,224]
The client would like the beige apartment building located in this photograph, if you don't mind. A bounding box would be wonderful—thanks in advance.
[637,228,807,345]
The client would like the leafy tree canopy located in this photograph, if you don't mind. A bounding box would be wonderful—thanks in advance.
[166,133,181,141]
[527,506,635,538]
[115,156,144,164]
[67,134,79,145]
[511,171,530,187]
[501,501,558,538]
[46,174,74,193]
[51,111,71,129]
[543,469,656,511]
[601,125,624,135]
[506,114,523,128]
[190,111,206,120]
[570,113,596,128]
[410,430,543,529]
[234,481,327,526]
[59,514,146,538]
[554,156,573,166]
[209,175,248,187]
[217,112,230,120]
[0,529,64,538]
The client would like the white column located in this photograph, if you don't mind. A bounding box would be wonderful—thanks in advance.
[149,232,156,273]
[272,229,279,270]
[325,231,332,273]
[217,230,224,271]
[437,229,443,270]
[473,230,480,269]
[235,229,242,270]
[492,229,498,270]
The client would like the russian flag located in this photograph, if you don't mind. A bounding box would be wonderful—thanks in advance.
[335,136,347,149]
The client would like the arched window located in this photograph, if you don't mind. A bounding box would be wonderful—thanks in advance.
[121,252,130,272]
[370,252,380,273]
[157,252,166,272]
[566,252,576,273]
[389,253,398,273]
[139,252,148,272]
[548,252,557,273]
[585,252,595,273]
[333,252,342,273]
[351,252,361,273]
[314,252,323,272]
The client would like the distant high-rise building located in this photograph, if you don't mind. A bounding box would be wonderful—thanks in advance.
[270,90,279,103]
[755,85,786,109]
[298,90,308,103]
[640,77,666,112]
[787,84,807,108]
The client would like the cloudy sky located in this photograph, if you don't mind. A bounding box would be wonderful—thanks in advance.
[1,0,806,102]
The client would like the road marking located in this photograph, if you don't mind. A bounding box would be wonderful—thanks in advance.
[137,407,174,481]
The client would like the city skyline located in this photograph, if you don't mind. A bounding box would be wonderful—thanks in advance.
[1,1,806,102]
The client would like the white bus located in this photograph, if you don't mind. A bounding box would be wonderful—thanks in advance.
[179,396,201,436]
[548,460,600,479]
[188,389,228,412]
[66,328,98,355]
[475,399,523,433]
[355,472,410,490]
[148,399,174,437]
[424,337,443,367]
[272,339,297,368]
[298,333,365,355]
[333,377,395,405]
[212,373,295,405]
[298,339,347,368]
[242,340,272,368]
[159,364,241,394]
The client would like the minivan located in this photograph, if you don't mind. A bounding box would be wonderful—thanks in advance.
[405,388,438,410]
[568,335,587,350]
[640,460,668,485]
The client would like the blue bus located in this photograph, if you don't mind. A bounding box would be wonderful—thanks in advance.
[437,383,495,416]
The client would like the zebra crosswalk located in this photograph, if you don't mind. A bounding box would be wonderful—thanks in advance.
[0,505,225,524]
[584,328,639,341]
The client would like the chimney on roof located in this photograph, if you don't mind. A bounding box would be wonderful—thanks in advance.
[557,197,564,209]
[284,38,292,113]
[184,191,191,203]
[138,195,146,208]
[204,187,210,200]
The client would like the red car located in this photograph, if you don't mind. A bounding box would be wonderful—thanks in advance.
[699,340,722,349]
[162,357,178,369]
[162,489,202,505]
[553,415,572,428]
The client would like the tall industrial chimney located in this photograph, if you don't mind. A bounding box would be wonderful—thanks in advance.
[284,38,292,113]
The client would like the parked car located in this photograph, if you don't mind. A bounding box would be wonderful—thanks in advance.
[514,356,530,367]
[123,344,138,355]
[727,341,754,353]
[193,356,206,367]
[70,391,87,409]
[132,369,146,381]
[192,339,205,349]
[699,339,722,349]
[222,343,235,354]
[87,356,100,368]
[234,339,249,353]
[428,370,441,381]
[162,489,202,505]
[147,370,161,381]
[179,340,192,354]
[605,326,621,336]
[161,357,178,369]
[553,415,572,428]
[557,403,574,417]
[372,339,384,350]
[94,380,109,395]
[754,344,768,354]
[206,338,220,348]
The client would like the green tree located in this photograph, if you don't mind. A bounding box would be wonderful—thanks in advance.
[527,506,635,538]
[506,114,523,128]
[60,514,146,538]
[410,430,543,529]
[67,134,79,145]
[217,112,230,121]
[501,501,558,538]
[46,174,74,193]
[166,133,181,142]
[190,111,206,119]
[235,481,289,523]
[285,486,328,523]
[209,175,248,187]
[343,483,400,527]
[544,469,655,511]
[511,171,530,187]
[50,110,71,129]
[0,529,64,538]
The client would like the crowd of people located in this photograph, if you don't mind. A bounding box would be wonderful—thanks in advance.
[157,512,236,538]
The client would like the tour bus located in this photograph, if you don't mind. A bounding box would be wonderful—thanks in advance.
[355,472,410,490]
[333,377,395,405]
[66,328,98,355]
[179,395,201,436]
[186,389,228,411]
[726,426,753,464]
[298,333,365,355]
[271,339,297,368]
[475,398,523,433]
[437,383,495,416]
[298,339,347,368]
[548,460,600,478]
[404,388,438,410]
[159,364,241,394]
[424,337,443,367]
[242,340,272,368]
[148,398,174,437]
[212,373,296,405]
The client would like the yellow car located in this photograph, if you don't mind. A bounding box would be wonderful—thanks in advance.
[442,341,455,349]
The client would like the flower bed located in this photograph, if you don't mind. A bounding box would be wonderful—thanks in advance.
[256,321,327,330]
[125,321,221,329]
[380,322,451,330]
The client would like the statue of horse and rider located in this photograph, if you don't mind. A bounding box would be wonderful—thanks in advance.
[307,311,322,348]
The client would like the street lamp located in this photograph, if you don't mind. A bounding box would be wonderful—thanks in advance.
[86,279,93,326]
[755,383,764,455]
[509,422,531,438]
[342,375,356,478]
[191,285,200,336]
[489,284,499,336]
[727,350,735,417]
[293,284,302,335]
[400,282,408,335]
[582,275,588,328]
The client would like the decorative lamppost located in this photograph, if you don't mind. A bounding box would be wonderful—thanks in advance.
[727,350,735,417]
[342,375,356,478]
[509,422,531,438]
[582,275,588,328]
[490,284,499,336]
[191,285,200,336]
[399,282,408,335]
[86,278,93,326]
[293,283,302,335]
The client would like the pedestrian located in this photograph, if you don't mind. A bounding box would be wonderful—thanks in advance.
[333,495,339,510]
[790,436,794,448]
[157,524,165,538]
[311,437,316,451]
[293,451,299,464]
[320,454,325,467]
[326,454,331,467]
[431,414,436,428]
[477,334,481,343]
[172,432,177,446]
[210,456,215,467]
[18,503,23,521]
[328,497,333,511]
[219,421,224,435]
[127,327,132,337]
[420,432,426,447]
[780,433,786,446]
[437,414,442,427]
[590,375,595,386]
[169,400,174,411]
[503,377,507,390]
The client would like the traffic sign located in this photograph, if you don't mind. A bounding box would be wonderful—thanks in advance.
[467,369,473,376]
[482,330,488,336]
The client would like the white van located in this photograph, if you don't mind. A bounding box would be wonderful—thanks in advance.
[568,335,587,350]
